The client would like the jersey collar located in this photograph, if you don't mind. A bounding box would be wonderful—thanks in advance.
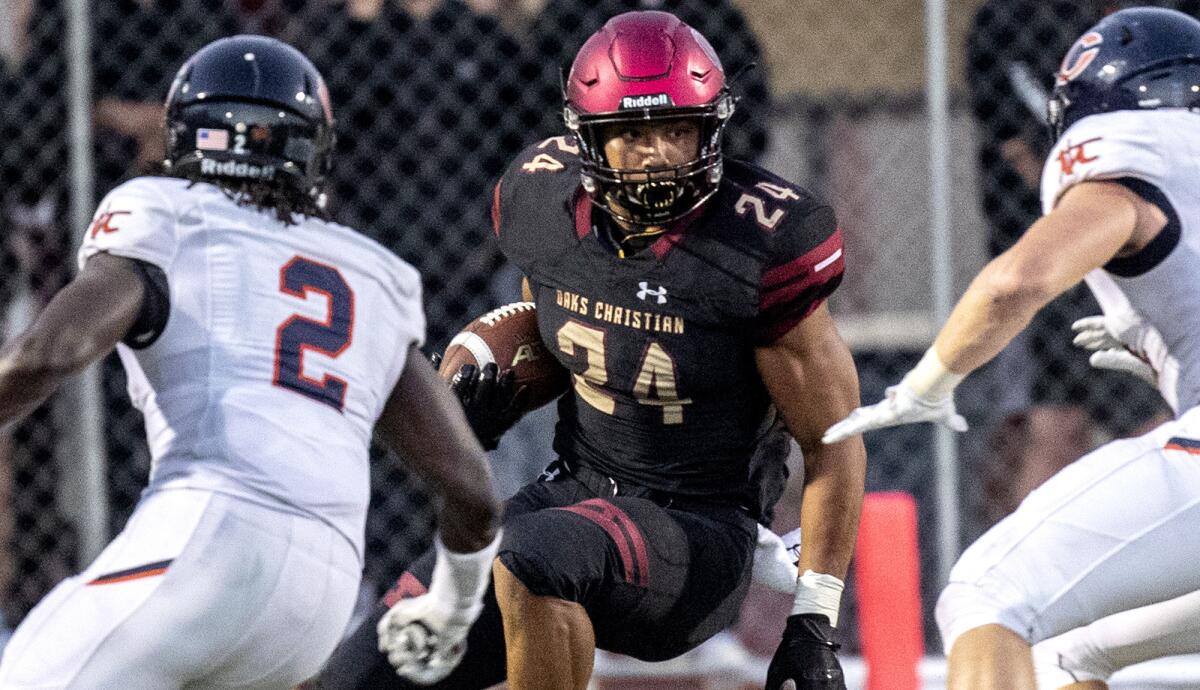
[574,188,708,261]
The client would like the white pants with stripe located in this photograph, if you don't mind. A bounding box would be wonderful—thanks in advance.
[0,488,360,689]
[936,406,1200,656]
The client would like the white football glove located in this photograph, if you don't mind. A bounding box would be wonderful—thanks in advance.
[752,526,802,594]
[377,590,475,684]
[822,380,967,444]
[378,532,501,685]
[1071,315,1156,385]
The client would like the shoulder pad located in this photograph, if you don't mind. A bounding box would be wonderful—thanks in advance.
[508,136,584,177]
[719,163,842,343]
[493,137,587,273]
[1041,111,1164,213]
[77,176,180,272]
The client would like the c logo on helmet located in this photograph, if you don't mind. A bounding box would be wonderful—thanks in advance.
[1057,32,1104,85]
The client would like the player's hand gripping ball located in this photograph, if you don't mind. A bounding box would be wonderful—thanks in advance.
[438,302,569,410]
[434,303,569,449]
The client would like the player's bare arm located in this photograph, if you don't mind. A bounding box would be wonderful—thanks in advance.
[376,344,501,552]
[756,303,866,689]
[0,252,145,425]
[756,303,865,580]
[373,344,504,683]
[932,180,1163,375]
[824,179,1166,443]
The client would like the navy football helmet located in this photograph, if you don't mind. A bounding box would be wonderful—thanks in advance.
[163,35,334,204]
[1049,7,1200,139]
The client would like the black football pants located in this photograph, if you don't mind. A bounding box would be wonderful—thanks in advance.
[312,467,755,689]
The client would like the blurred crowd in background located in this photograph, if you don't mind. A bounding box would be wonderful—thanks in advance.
[0,0,1192,663]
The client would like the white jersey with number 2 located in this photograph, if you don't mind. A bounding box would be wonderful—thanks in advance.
[78,175,424,559]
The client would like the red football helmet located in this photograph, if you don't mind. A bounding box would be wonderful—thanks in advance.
[564,11,735,226]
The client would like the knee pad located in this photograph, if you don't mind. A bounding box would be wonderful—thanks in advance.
[496,510,602,604]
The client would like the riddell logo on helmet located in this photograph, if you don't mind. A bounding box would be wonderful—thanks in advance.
[620,93,673,109]
[200,158,277,180]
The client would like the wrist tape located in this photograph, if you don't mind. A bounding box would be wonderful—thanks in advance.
[901,347,964,401]
[428,530,503,611]
[789,569,845,628]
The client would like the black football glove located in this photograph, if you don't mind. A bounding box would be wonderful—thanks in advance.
[432,354,526,451]
[765,614,846,690]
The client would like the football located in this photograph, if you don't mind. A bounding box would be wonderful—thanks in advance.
[439,302,570,411]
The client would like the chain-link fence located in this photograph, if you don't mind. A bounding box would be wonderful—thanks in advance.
[0,0,1189,676]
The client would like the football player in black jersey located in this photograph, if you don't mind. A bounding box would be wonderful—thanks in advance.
[312,11,866,690]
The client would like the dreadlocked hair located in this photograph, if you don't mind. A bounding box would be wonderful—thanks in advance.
[173,166,328,225]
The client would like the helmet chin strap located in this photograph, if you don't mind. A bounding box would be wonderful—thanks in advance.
[604,193,669,258]
[616,224,668,257]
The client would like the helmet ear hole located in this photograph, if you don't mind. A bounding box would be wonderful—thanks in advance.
[563,106,580,131]
[708,160,722,184]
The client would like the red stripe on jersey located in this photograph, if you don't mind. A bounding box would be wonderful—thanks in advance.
[760,267,841,312]
[761,228,844,290]
[651,231,685,261]
[1165,437,1200,454]
[491,180,503,238]
[758,266,844,312]
[574,190,592,240]
[87,566,169,586]
[650,203,706,261]
[86,558,173,586]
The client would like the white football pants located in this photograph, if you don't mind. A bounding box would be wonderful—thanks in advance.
[0,488,360,689]
[1032,588,1200,688]
[936,406,1200,656]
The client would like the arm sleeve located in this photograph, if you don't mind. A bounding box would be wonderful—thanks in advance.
[77,178,178,271]
[121,259,170,349]
[392,256,426,352]
[755,205,845,344]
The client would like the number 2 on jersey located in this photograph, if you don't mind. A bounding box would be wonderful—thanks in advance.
[273,256,355,412]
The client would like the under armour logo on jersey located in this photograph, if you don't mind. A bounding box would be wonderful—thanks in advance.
[637,282,668,304]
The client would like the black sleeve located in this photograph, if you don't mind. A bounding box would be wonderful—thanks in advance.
[121,258,170,349]
[755,205,845,344]
[1103,178,1182,278]
[493,139,585,275]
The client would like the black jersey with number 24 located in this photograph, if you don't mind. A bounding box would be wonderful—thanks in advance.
[493,136,845,506]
